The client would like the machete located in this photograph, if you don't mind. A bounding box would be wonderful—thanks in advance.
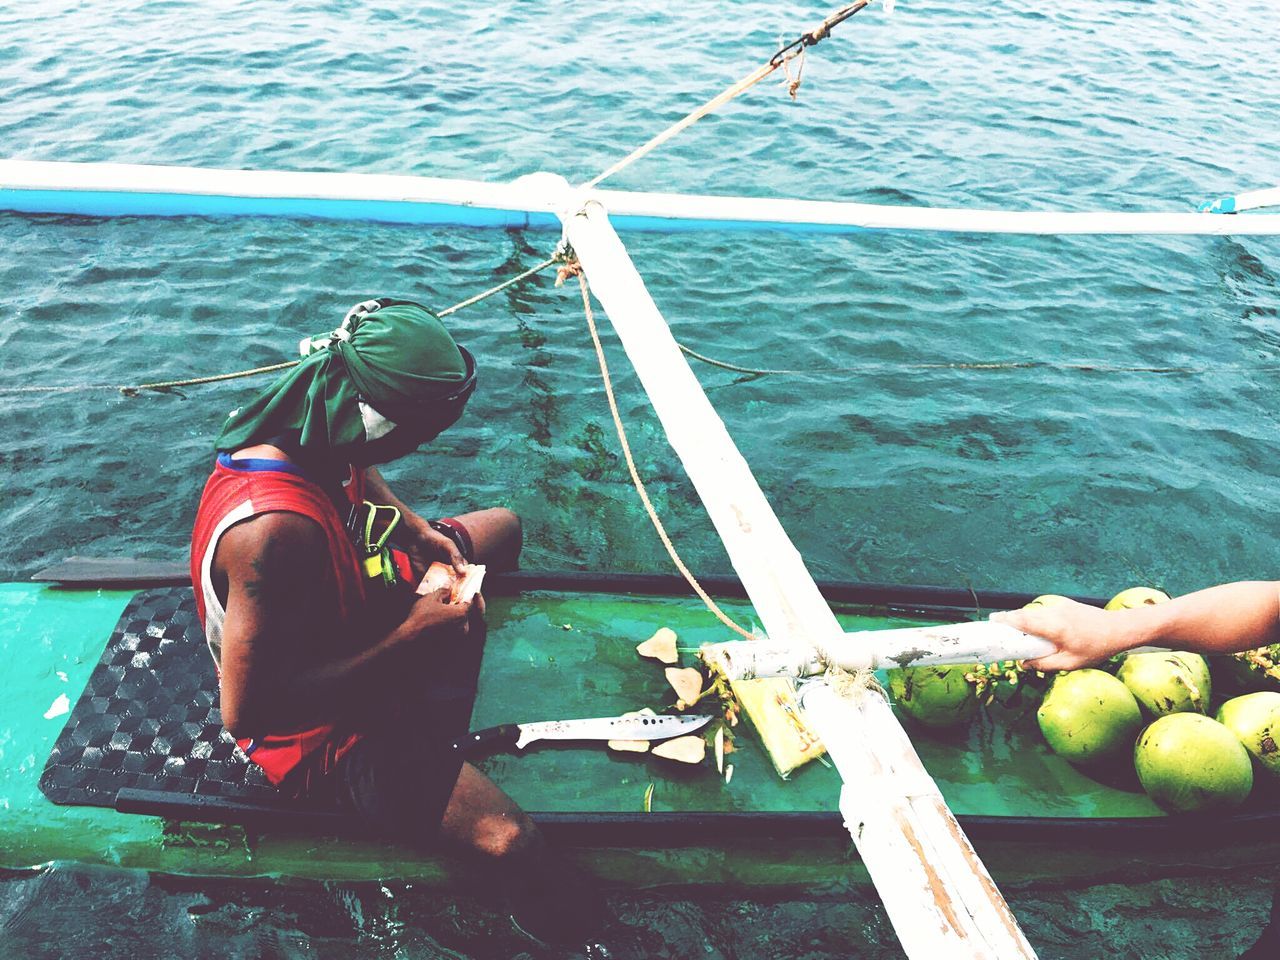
[453,713,714,754]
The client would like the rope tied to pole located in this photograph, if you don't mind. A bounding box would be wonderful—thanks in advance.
[781,44,807,100]
[582,0,879,190]
[823,664,889,706]
[571,261,756,641]
[770,0,873,67]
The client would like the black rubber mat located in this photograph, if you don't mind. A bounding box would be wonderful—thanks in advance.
[39,587,313,815]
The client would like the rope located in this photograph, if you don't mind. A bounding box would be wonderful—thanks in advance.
[3,256,560,397]
[8,341,1271,396]
[573,266,756,641]
[582,0,874,190]
[120,360,299,396]
[8,342,1272,396]
[673,345,1280,378]
[437,256,558,317]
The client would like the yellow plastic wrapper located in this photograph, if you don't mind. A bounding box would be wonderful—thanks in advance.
[730,677,825,778]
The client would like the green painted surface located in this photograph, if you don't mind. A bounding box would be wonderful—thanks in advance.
[0,583,1177,887]
[469,590,1168,821]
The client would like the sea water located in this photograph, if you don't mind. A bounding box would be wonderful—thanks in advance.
[1,1,1278,956]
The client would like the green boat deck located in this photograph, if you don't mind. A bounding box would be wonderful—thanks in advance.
[2,580,1274,891]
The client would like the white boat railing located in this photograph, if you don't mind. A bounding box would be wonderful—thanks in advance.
[2,159,1277,237]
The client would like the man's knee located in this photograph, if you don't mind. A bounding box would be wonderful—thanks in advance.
[494,507,521,548]
[471,810,538,860]
[487,507,522,567]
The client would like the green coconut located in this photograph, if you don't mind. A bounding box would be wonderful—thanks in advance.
[1217,692,1280,778]
[1134,713,1253,813]
[1117,651,1211,717]
[1217,646,1280,694]
[1024,594,1070,609]
[1036,669,1143,764]
[888,664,979,729]
[1104,587,1171,611]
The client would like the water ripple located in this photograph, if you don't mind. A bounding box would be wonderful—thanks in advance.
[0,0,1278,600]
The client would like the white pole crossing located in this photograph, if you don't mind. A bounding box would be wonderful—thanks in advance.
[557,185,1038,959]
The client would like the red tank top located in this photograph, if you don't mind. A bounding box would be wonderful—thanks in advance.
[190,452,367,786]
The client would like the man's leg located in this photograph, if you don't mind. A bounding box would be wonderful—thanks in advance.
[437,760,604,943]
[438,507,522,571]
[438,760,540,859]
[424,508,605,941]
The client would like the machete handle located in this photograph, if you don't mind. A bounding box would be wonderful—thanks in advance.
[451,723,521,755]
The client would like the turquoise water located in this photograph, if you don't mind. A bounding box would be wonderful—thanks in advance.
[3,0,1280,594]
[2,0,1280,956]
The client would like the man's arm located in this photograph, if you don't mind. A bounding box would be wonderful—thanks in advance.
[364,466,467,572]
[216,511,472,738]
[993,581,1280,672]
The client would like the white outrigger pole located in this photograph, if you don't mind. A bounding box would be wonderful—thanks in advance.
[557,183,1037,959]
[3,159,1279,237]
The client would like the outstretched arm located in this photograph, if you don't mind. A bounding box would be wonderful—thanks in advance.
[215,511,473,738]
[992,581,1280,672]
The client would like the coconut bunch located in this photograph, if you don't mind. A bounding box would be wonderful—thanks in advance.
[890,593,1087,724]
[887,658,1051,729]
[884,584,1280,813]
[964,659,1046,709]
[887,624,1060,730]
[1029,585,1280,813]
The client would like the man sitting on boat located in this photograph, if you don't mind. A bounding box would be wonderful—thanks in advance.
[189,298,591,941]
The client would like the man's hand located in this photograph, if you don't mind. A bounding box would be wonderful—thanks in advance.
[403,516,467,575]
[991,600,1129,672]
[994,582,1280,672]
[403,586,480,641]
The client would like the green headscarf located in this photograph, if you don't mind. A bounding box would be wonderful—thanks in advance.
[216,299,469,461]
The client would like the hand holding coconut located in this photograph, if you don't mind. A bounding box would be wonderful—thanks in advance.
[993,581,1280,672]
[991,598,1136,672]
[1002,583,1280,815]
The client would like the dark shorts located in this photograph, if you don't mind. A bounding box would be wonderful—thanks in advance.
[299,515,484,847]
[328,709,467,848]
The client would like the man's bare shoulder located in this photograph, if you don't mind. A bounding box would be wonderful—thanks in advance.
[217,511,330,593]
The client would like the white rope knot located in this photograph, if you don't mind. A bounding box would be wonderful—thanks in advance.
[822,665,887,706]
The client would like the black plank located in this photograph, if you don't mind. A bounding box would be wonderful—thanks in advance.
[29,556,1109,612]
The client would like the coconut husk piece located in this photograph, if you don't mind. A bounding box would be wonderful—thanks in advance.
[651,735,706,765]
[609,739,650,754]
[416,562,455,596]
[608,707,655,753]
[416,562,486,603]
[451,563,486,604]
[636,627,678,665]
[665,667,703,709]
